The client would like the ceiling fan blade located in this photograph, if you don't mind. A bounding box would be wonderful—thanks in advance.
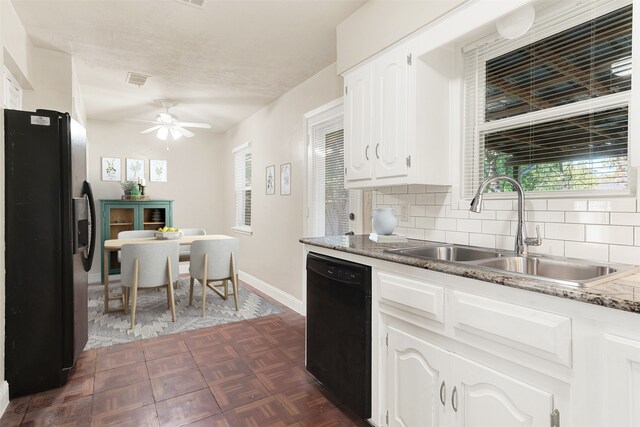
[176,127,195,138]
[128,118,160,124]
[141,125,162,134]
[177,122,211,129]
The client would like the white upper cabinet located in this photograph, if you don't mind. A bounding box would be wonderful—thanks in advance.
[372,47,409,180]
[344,65,372,182]
[343,38,453,189]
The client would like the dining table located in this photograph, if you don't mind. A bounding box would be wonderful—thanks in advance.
[102,234,234,313]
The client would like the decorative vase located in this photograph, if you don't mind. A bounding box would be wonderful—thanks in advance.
[371,208,397,235]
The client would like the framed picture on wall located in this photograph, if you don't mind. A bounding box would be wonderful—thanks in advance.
[126,158,144,181]
[280,163,291,195]
[101,157,121,181]
[266,165,275,195]
[150,159,168,182]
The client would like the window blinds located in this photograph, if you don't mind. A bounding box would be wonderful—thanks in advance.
[233,143,251,228]
[310,114,350,237]
[463,0,632,197]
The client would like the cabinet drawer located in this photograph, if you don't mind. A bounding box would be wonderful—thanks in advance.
[451,291,572,367]
[378,272,444,323]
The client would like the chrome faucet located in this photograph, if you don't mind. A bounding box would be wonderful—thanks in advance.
[470,175,542,255]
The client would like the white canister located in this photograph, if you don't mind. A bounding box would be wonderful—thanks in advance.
[371,208,397,235]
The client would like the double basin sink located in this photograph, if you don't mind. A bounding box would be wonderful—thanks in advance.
[385,244,636,287]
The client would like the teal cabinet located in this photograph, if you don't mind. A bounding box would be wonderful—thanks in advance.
[100,199,174,279]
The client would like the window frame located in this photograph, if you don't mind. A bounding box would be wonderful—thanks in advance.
[461,0,635,200]
[232,142,252,235]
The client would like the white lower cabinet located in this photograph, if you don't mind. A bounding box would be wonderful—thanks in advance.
[603,333,640,427]
[386,325,556,427]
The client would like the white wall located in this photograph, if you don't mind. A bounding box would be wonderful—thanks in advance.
[336,0,466,73]
[221,63,343,301]
[1,0,32,89]
[0,0,7,414]
[86,119,227,279]
[21,47,73,114]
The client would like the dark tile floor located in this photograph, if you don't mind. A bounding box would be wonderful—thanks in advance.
[0,283,369,426]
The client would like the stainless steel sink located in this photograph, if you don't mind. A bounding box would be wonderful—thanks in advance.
[473,255,635,286]
[387,245,508,262]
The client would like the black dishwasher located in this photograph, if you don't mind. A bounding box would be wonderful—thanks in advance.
[306,252,371,419]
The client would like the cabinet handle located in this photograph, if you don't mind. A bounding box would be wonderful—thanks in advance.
[439,381,446,406]
[375,143,380,159]
[365,145,370,160]
[451,386,458,413]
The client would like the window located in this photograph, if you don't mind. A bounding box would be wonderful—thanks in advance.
[307,101,361,237]
[463,1,632,197]
[233,143,251,233]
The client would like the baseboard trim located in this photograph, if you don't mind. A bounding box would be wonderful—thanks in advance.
[239,271,304,314]
[89,264,190,285]
[0,381,9,418]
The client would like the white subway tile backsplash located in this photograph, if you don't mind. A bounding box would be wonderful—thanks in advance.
[405,228,425,240]
[565,212,609,224]
[610,213,640,226]
[482,220,512,236]
[415,217,435,229]
[457,219,482,233]
[391,185,408,194]
[408,184,427,194]
[546,223,584,241]
[547,199,588,211]
[585,225,634,245]
[424,229,446,242]
[526,211,564,223]
[609,245,640,265]
[425,206,445,217]
[410,205,426,217]
[445,206,469,219]
[373,186,640,263]
[496,210,518,221]
[416,193,436,205]
[482,200,512,211]
[434,218,457,231]
[529,239,565,257]
[588,199,636,212]
[435,193,451,205]
[564,241,609,262]
[446,231,469,245]
[524,199,547,211]
[469,233,496,248]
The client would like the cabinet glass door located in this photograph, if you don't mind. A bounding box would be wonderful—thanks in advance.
[142,207,167,231]
[106,205,135,273]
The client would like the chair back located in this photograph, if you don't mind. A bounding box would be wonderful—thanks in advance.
[121,242,179,288]
[118,230,156,239]
[181,228,207,236]
[189,238,239,281]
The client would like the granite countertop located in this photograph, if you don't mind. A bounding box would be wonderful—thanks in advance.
[300,235,640,314]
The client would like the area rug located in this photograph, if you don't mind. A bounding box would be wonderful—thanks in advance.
[86,278,283,349]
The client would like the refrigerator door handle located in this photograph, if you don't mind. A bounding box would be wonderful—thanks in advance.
[82,180,96,272]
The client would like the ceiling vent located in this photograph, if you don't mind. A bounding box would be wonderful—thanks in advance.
[175,0,204,8]
[126,72,149,87]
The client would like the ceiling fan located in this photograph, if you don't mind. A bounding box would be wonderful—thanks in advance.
[140,100,211,142]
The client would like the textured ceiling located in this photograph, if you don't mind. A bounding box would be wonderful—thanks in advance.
[11,0,364,133]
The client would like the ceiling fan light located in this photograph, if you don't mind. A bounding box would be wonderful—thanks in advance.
[157,112,173,124]
[169,127,183,140]
[157,127,169,140]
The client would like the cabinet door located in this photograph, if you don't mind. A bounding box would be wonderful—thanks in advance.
[451,354,554,427]
[373,47,409,180]
[344,66,372,182]
[604,333,640,427]
[387,326,449,427]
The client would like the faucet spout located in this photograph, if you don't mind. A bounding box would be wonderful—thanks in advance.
[469,175,541,255]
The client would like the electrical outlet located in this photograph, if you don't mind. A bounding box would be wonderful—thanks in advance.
[400,202,410,222]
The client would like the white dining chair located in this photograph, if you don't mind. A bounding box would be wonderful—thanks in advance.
[117,230,156,262]
[179,228,207,262]
[188,238,240,316]
[120,242,180,329]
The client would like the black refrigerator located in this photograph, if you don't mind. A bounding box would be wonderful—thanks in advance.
[4,109,96,398]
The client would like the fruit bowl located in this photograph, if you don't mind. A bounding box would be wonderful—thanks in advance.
[154,231,183,240]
